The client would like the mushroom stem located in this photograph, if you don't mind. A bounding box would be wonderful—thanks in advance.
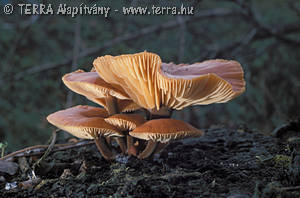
[94,136,115,161]
[149,106,172,119]
[127,135,138,156]
[153,142,169,154]
[105,95,127,154]
[105,95,119,115]
[105,136,111,145]
[137,140,158,159]
[143,109,151,120]
[116,137,126,154]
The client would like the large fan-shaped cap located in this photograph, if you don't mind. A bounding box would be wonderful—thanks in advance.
[157,59,246,110]
[94,52,245,111]
[62,70,130,100]
[47,105,123,139]
[129,118,204,143]
[93,51,162,110]
[105,114,146,131]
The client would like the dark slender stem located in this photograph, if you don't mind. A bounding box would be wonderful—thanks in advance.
[153,142,169,154]
[149,106,172,119]
[116,137,126,154]
[138,140,158,159]
[94,136,115,161]
[105,136,111,145]
[127,135,137,156]
[105,95,127,155]
[105,95,119,115]
[143,108,151,120]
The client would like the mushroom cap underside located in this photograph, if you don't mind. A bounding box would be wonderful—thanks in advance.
[129,118,204,143]
[94,51,162,110]
[157,60,246,110]
[47,105,123,139]
[62,70,130,100]
[105,113,146,131]
[94,52,245,111]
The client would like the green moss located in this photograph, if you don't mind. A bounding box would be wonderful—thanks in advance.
[273,155,291,168]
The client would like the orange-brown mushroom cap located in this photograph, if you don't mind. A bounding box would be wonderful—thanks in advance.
[62,69,141,112]
[105,114,146,131]
[157,60,246,110]
[62,70,130,100]
[47,105,123,139]
[94,52,245,111]
[129,119,204,143]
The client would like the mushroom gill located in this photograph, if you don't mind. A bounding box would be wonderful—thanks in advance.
[62,69,140,113]
[105,114,146,155]
[129,118,204,159]
[93,51,162,110]
[47,105,123,160]
[157,60,246,110]
[46,51,246,161]
[94,52,245,115]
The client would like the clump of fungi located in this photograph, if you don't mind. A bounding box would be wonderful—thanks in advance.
[47,51,246,161]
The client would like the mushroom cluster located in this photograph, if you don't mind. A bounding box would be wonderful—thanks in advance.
[47,51,246,161]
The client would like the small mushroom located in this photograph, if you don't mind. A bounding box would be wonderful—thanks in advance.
[105,114,146,155]
[62,70,142,149]
[129,118,204,159]
[105,114,146,131]
[47,105,123,160]
[62,70,140,114]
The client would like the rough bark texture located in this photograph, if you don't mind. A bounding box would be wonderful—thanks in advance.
[1,121,300,197]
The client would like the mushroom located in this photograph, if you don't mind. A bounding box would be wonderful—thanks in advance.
[157,60,246,110]
[129,118,204,159]
[46,105,123,160]
[105,114,146,131]
[93,52,245,118]
[93,52,163,115]
[46,52,246,161]
[62,70,142,150]
[104,114,146,155]
[62,69,141,114]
